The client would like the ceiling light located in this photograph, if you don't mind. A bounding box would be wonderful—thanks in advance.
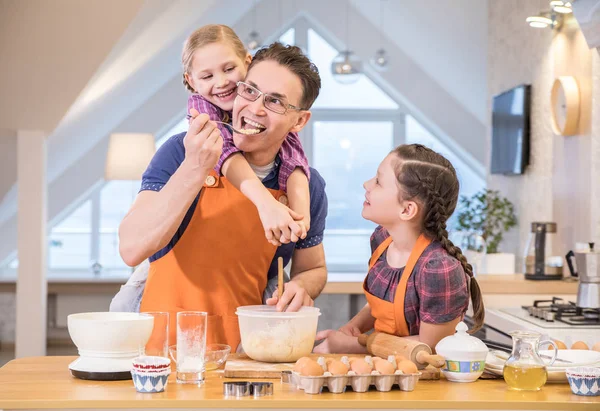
[526,15,553,28]
[550,1,573,14]
[331,1,362,83]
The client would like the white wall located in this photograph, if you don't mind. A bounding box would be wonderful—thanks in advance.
[0,0,144,133]
[488,1,600,262]
[351,0,488,124]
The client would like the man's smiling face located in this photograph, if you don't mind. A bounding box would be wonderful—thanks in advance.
[232,60,310,164]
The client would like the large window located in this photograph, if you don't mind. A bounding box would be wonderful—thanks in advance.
[2,20,484,276]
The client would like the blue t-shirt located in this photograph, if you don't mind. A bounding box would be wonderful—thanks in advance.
[140,132,328,281]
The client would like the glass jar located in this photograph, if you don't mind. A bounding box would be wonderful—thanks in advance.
[503,330,558,391]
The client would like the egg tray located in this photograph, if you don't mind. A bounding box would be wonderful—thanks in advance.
[286,370,421,394]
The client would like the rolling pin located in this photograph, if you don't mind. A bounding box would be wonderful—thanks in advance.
[358,331,445,370]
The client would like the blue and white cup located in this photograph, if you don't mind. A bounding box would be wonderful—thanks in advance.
[566,367,600,396]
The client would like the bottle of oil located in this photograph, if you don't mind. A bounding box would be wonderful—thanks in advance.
[503,330,558,391]
[503,364,548,391]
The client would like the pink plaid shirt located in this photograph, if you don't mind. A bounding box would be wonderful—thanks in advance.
[365,226,469,335]
[188,94,310,191]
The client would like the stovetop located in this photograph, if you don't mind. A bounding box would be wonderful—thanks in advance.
[522,297,600,326]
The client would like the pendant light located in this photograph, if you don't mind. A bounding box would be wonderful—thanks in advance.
[246,0,262,51]
[371,0,389,71]
[331,0,363,84]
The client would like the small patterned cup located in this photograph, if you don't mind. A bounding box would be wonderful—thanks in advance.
[131,355,171,393]
[566,367,600,397]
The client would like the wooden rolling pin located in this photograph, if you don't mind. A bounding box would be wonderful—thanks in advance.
[358,331,445,370]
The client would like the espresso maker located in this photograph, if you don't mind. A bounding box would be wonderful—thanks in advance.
[566,242,600,308]
[524,222,563,280]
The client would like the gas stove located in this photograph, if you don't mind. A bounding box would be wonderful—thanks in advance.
[523,297,600,326]
[484,297,600,348]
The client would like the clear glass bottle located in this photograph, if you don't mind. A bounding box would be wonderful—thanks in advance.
[503,330,557,391]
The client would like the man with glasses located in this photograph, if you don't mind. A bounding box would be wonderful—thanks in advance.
[120,43,328,349]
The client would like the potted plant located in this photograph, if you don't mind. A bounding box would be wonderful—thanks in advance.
[454,189,518,274]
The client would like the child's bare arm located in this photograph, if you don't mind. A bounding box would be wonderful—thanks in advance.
[285,168,310,239]
[222,154,304,245]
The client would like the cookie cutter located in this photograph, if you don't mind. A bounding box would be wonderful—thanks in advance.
[223,381,273,398]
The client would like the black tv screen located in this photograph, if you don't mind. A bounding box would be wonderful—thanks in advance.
[491,84,531,175]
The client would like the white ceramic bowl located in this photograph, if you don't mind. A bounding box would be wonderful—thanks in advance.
[236,305,320,363]
[68,312,154,355]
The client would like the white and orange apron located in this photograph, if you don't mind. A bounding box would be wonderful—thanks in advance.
[140,171,286,349]
[363,234,432,336]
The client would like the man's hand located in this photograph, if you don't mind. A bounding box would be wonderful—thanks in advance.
[257,198,305,246]
[183,108,223,174]
[313,329,364,354]
[265,280,313,312]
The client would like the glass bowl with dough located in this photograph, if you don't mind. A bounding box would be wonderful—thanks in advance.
[236,305,321,363]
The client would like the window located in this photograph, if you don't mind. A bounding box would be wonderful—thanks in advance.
[303,28,400,272]
[313,121,394,269]
[405,115,485,198]
[49,200,92,270]
[308,29,398,109]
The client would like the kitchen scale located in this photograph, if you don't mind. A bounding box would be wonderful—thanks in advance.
[69,350,142,380]
[67,312,154,381]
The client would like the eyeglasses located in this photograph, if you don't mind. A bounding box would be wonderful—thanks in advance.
[235,81,305,115]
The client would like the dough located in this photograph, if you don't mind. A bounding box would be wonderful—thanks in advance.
[242,321,314,362]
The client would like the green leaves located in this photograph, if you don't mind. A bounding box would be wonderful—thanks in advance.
[455,189,517,254]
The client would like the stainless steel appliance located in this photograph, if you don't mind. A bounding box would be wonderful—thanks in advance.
[524,222,563,280]
[566,243,600,309]
[484,297,600,349]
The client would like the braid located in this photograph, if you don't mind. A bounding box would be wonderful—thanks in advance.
[393,144,485,334]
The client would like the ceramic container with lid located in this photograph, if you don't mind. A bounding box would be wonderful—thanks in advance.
[435,322,489,382]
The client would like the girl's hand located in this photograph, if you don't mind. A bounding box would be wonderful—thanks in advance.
[257,197,304,246]
[183,108,223,174]
[313,329,365,354]
[338,323,362,337]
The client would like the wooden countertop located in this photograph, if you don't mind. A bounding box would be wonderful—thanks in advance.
[0,356,597,410]
[0,274,579,296]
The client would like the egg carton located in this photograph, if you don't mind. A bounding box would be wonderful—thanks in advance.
[286,370,421,394]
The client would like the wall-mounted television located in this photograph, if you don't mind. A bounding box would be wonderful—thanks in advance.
[491,84,531,175]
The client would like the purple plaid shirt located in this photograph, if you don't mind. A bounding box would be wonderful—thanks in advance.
[188,94,310,191]
[365,226,469,335]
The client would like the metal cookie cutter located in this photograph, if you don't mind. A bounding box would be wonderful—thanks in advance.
[281,371,293,384]
[223,382,251,397]
[251,382,273,397]
[223,381,273,398]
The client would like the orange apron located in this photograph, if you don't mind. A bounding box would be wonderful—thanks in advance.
[140,171,286,349]
[363,234,432,336]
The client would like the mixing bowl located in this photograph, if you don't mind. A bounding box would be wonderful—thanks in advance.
[236,305,320,363]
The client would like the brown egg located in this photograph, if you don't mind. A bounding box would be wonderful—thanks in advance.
[327,359,349,376]
[394,354,408,363]
[546,339,567,350]
[350,358,373,374]
[299,359,324,376]
[592,342,600,352]
[571,341,589,350]
[397,360,418,374]
[293,357,313,373]
[372,357,395,374]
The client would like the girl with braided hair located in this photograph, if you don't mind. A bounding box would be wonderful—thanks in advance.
[315,144,484,354]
